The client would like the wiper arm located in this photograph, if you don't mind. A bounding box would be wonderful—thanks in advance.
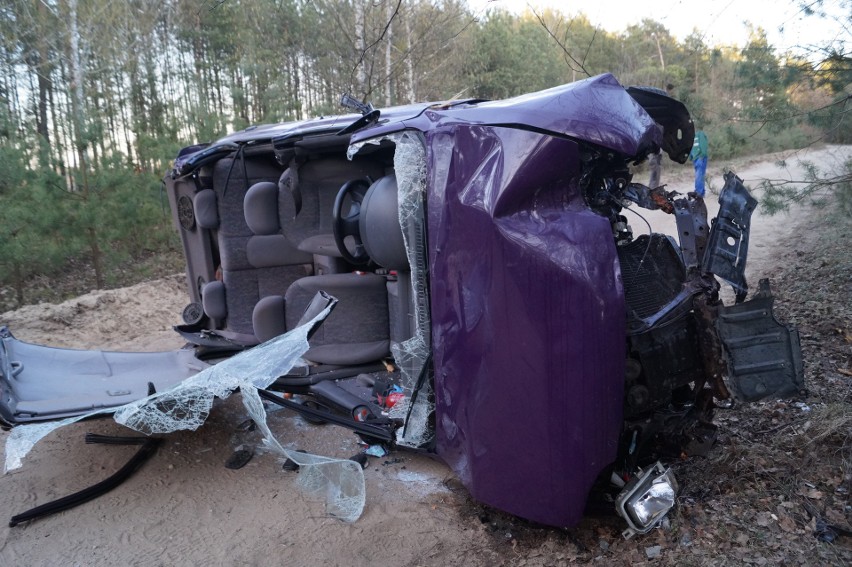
[337,93,381,136]
[340,93,374,116]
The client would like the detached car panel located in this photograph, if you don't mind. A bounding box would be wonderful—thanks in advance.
[718,279,805,401]
[0,327,206,426]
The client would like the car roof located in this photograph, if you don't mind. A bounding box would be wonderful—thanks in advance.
[173,73,661,175]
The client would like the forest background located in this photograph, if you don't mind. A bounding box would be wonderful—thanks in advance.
[0,0,849,310]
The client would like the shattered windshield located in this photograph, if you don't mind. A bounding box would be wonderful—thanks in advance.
[4,304,367,522]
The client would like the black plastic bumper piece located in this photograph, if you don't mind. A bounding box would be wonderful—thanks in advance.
[9,434,162,527]
[717,279,804,401]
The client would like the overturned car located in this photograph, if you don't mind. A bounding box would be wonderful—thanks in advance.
[0,74,803,532]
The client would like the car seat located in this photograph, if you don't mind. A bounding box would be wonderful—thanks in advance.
[245,170,391,366]
[196,156,313,344]
[278,157,384,272]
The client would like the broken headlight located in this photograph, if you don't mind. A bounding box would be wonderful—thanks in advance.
[615,461,678,539]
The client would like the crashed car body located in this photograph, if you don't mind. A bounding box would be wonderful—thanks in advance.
[0,74,803,530]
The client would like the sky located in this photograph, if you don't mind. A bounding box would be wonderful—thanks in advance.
[467,0,850,54]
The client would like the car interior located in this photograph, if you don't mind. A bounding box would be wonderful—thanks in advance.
[166,133,421,441]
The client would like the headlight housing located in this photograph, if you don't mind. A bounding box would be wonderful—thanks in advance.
[615,461,678,539]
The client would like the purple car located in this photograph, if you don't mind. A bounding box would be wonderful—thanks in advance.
[1,74,802,533]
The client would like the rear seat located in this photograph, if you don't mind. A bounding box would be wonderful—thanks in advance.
[196,155,313,343]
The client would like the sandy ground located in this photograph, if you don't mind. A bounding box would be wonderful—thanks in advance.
[0,145,850,566]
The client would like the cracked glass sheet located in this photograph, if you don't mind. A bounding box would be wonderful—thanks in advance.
[4,305,367,522]
[241,387,365,521]
[351,132,433,447]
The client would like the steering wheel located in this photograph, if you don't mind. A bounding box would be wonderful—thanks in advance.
[332,178,372,265]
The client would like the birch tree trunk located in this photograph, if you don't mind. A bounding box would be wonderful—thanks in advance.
[403,10,415,103]
[385,0,394,106]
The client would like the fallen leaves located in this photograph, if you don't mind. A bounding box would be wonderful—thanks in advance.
[797,483,826,500]
[778,514,798,533]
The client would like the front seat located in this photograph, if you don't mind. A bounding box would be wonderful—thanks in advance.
[247,172,391,366]
[278,157,384,272]
[253,273,390,365]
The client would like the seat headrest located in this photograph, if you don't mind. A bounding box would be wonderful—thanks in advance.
[244,181,280,235]
[193,189,219,229]
[360,174,408,270]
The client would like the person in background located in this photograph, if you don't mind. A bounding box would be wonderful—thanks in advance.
[648,146,662,188]
[648,84,675,189]
[690,129,709,197]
